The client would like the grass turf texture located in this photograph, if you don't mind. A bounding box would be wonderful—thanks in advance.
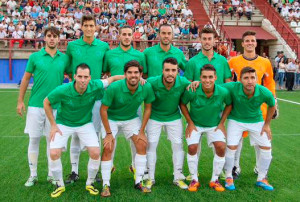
[0,89,299,201]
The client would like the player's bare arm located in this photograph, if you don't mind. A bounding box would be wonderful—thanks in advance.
[106,75,125,84]
[43,98,62,141]
[17,72,32,116]
[180,102,197,138]
[215,104,232,137]
[261,105,276,140]
[100,104,114,150]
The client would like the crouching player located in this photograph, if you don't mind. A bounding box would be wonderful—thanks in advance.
[44,63,123,197]
[180,64,232,192]
[100,60,155,197]
[223,67,276,191]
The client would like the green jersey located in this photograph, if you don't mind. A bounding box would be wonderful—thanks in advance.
[103,46,146,76]
[101,79,155,121]
[184,51,232,84]
[143,44,187,77]
[47,80,105,127]
[222,82,275,123]
[181,84,232,127]
[25,48,70,108]
[66,37,109,80]
[147,75,190,122]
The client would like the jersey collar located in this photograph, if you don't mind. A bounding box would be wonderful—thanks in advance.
[157,43,175,53]
[40,47,62,57]
[78,36,99,46]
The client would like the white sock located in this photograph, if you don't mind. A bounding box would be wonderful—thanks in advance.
[197,136,202,161]
[224,148,236,178]
[254,145,260,168]
[28,137,40,177]
[135,154,147,184]
[101,160,112,186]
[46,137,52,177]
[147,141,158,180]
[234,138,243,168]
[257,149,272,181]
[70,134,80,174]
[187,153,198,181]
[50,158,64,187]
[86,158,100,185]
[211,154,225,182]
[130,140,136,166]
[172,143,184,180]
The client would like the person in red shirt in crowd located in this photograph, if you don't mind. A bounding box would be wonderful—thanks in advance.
[127,16,136,27]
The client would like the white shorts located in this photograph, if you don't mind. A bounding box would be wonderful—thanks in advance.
[50,123,99,151]
[101,118,141,139]
[92,100,102,132]
[186,126,226,147]
[24,107,57,138]
[227,119,271,147]
[146,119,183,144]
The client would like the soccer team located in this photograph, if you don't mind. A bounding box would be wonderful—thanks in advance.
[16,15,277,198]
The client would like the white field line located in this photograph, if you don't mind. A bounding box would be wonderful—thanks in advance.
[277,98,300,105]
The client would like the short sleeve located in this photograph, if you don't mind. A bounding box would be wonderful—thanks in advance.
[223,88,232,106]
[262,86,275,107]
[25,54,36,73]
[47,86,65,105]
[184,60,194,81]
[101,86,114,107]
[144,83,155,104]
[181,89,193,105]
[223,60,232,80]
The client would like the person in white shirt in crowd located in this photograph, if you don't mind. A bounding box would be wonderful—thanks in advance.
[232,0,240,12]
[24,3,32,14]
[74,8,83,20]
[7,22,15,34]
[59,28,68,48]
[6,0,17,14]
[0,21,8,30]
[24,26,35,48]
[11,26,24,48]
[3,15,11,24]
[39,9,48,18]
[245,2,253,20]
[281,4,290,18]
[182,5,193,17]
[287,9,296,22]
[278,57,287,90]
[16,21,25,32]
[285,58,297,91]
[0,26,8,47]
[12,9,21,18]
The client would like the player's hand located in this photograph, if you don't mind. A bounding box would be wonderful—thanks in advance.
[136,130,148,145]
[185,122,197,138]
[272,98,279,119]
[50,124,62,142]
[17,101,26,117]
[186,81,200,92]
[103,133,115,150]
[261,124,272,140]
[215,123,227,137]
[139,78,147,86]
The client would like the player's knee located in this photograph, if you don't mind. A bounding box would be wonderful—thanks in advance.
[188,144,198,155]
[50,150,61,160]
[89,148,100,160]
[136,141,147,154]
[214,142,226,157]
[259,146,271,150]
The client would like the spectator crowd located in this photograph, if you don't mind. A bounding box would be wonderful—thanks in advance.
[270,0,300,23]
[0,0,201,49]
[213,0,254,20]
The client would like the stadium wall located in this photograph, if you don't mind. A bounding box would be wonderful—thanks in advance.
[0,59,31,84]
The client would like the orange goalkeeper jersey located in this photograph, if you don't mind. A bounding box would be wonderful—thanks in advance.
[228,55,276,95]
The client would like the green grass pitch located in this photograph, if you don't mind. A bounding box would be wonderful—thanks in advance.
[0,90,299,201]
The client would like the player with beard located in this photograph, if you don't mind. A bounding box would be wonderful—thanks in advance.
[223,67,276,191]
[228,31,277,179]
[184,27,232,181]
[103,25,146,177]
[100,60,155,197]
[144,58,191,190]
[143,24,187,78]
[65,15,110,184]
[17,27,71,187]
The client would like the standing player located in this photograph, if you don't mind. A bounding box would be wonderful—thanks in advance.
[143,24,187,78]
[17,27,70,187]
[184,27,232,181]
[145,58,191,189]
[44,64,123,198]
[223,67,275,191]
[103,25,146,175]
[184,27,232,83]
[228,31,276,178]
[65,15,110,183]
[100,60,155,197]
[180,64,232,192]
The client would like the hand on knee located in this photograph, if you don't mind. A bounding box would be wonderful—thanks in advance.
[135,140,147,154]
[50,150,61,160]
